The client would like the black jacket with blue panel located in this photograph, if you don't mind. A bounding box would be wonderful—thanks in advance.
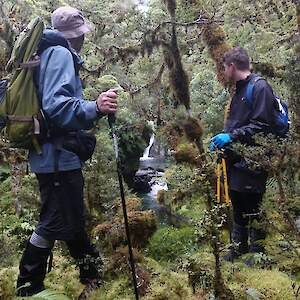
[224,73,276,193]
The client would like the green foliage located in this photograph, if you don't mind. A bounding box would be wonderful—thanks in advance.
[285,49,300,135]
[0,268,16,300]
[243,252,275,269]
[148,225,198,262]
[0,166,9,181]
[115,119,153,188]
[117,121,151,159]
[226,267,297,300]
[83,128,121,228]
[161,163,209,217]
[0,0,299,299]
[0,173,40,266]
[15,289,70,300]
[190,69,228,134]
[183,254,215,293]
[143,272,193,300]
[89,274,134,300]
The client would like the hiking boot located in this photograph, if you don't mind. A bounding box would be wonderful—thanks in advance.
[66,231,103,284]
[249,227,265,253]
[222,249,240,262]
[16,242,52,296]
[222,222,249,262]
[78,254,103,285]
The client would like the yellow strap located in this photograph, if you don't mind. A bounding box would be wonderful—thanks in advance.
[217,161,221,203]
[222,157,230,205]
[32,136,42,155]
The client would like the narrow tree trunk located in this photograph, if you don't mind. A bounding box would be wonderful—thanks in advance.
[275,171,299,237]
[294,1,300,34]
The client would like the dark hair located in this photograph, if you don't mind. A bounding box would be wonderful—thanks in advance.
[222,46,250,71]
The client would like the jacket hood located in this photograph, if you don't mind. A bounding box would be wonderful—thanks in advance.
[38,27,83,73]
[38,27,69,55]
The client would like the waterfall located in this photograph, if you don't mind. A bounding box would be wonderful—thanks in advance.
[136,132,170,225]
[134,0,149,11]
[140,133,155,160]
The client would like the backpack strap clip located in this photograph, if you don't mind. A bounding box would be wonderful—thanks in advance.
[33,116,40,135]
[20,58,40,69]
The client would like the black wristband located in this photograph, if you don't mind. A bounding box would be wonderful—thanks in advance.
[95,101,106,117]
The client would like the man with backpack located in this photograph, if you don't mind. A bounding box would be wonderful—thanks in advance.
[16,6,118,296]
[210,46,281,262]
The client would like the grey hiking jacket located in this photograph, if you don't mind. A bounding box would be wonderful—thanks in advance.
[29,28,102,173]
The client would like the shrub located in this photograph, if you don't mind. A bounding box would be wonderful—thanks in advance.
[148,226,198,262]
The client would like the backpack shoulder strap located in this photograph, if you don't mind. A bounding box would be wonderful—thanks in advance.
[6,18,44,72]
[245,76,264,106]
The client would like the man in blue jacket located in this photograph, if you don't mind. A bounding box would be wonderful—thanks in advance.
[16,7,118,296]
[210,46,275,262]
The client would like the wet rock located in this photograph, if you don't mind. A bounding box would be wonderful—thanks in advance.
[134,167,164,192]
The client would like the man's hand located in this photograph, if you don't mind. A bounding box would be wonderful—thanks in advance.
[210,133,231,151]
[96,88,118,114]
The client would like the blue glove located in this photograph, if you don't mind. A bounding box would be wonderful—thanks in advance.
[211,133,231,150]
[210,141,217,151]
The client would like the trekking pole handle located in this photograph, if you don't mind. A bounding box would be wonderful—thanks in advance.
[108,113,116,127]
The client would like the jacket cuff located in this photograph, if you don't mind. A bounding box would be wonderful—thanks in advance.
[228,133,237,142]
[95,101,106,118]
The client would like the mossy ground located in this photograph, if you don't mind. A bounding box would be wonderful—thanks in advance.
[2,247,298,300]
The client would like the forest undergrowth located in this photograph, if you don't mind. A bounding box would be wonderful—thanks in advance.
[0,0,300,299]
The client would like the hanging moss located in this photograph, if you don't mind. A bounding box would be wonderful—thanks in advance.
[199,10,232,86]
[174,141,200,165]
[163,26,191,111]
[156,192,166,211]
[161,119,185,150]
[111,197,142,217]
[251,61,284,78]
[101,44,140,69]
[183,116,203,142]
[177,0,200,9]
[164,0,177,20]
[93,209,157,251]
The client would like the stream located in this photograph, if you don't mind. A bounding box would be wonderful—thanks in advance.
[138,157,169,226]
[136,135,170,226]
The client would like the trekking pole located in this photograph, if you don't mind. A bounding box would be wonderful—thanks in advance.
[216,154,232,240]
[108,114,139,300]
[216,155,230,205]
[216,158,221,204]
[221,157,230,206]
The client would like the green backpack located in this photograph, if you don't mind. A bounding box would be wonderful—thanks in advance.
[0,17,44,153]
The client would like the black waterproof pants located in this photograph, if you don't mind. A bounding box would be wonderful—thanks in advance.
[230,190,263,226]
[17,169,100,295]
[230,190,265,253]
[35,169,86,241]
